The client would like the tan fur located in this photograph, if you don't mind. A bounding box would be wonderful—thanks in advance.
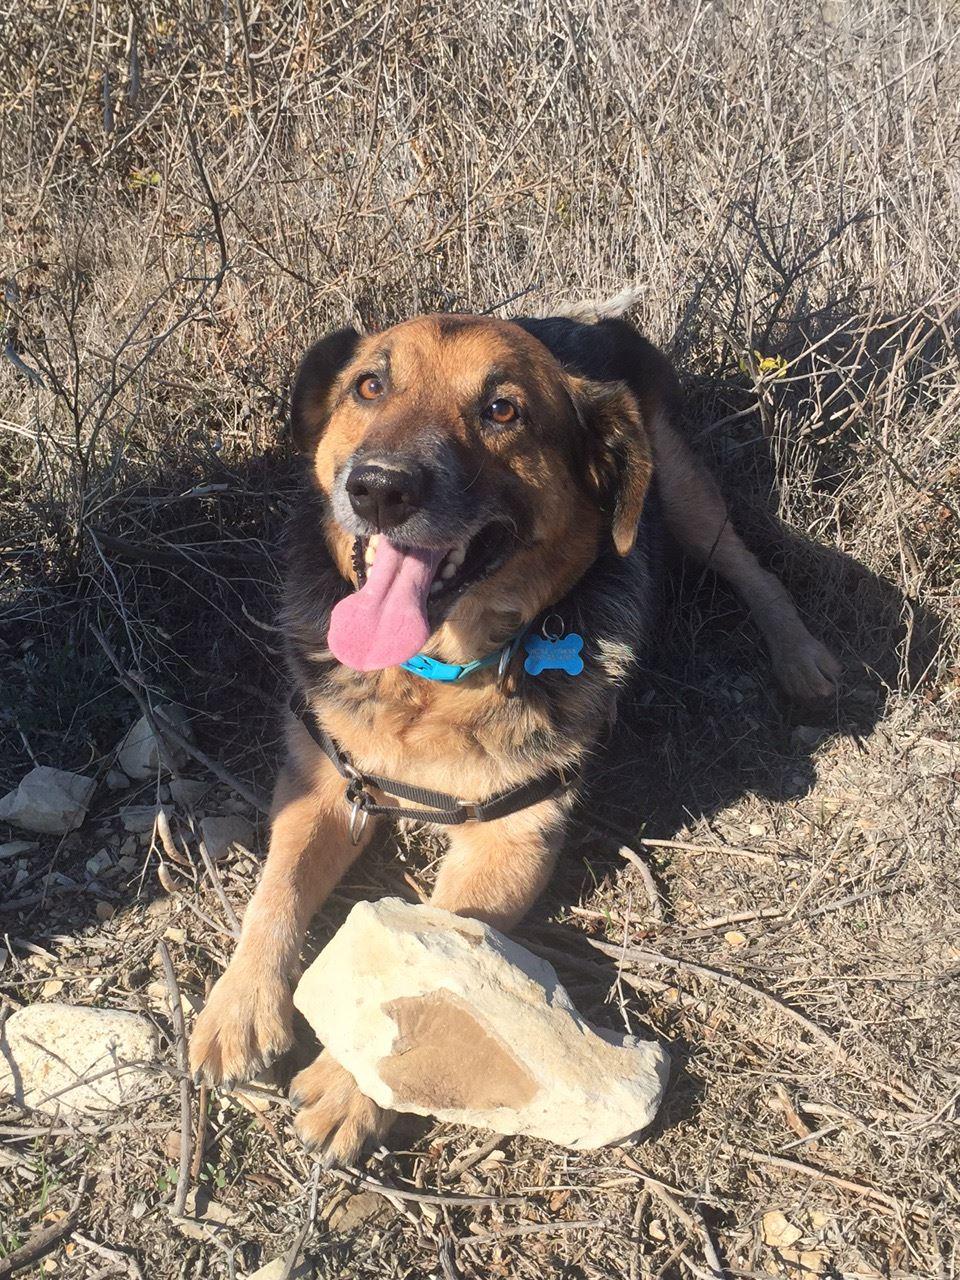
[290,1050,395,1159]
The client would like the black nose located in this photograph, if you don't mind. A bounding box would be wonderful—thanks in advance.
[345,462,425,530]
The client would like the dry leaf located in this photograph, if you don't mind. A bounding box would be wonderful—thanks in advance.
[762,1210,803,1248]
[157,860,181,894]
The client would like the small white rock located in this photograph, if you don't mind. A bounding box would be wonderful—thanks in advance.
[762,1210,803,1248]
[169,778,208,808]
[0,840,38,861]
[294,898,670,1150]
[0,1003,158,1116]
[199,815,254,861]
[120,804,171,834]
[116,705,192,781]
[0,767,97,834]
[85,848,113,879]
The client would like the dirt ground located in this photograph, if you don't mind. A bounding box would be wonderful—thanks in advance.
[2,1,959,1277]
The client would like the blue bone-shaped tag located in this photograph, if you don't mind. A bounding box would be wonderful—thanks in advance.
[523,632,585,677]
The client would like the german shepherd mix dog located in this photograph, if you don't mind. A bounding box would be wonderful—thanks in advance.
[190,307,840,1162]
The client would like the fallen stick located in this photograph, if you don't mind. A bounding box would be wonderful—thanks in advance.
[640,1178,727,1279]
[0,1175,87,1278]
[158,940,193,1219]
[72,1232,144,1280]
[190,978,213,1181]
[462,1218,607,1245]
[0,1211,81,1278]
[583,936,843,1056]
[586,934,921,1111]
[618,845,665,921]
[328,1167,528,1207]
[729,1146,927,1218]
[637,837,795,866]
[279,1163,321,1280]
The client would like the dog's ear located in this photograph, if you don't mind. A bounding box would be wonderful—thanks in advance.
[567,376,653,556]
[290,327,360,452]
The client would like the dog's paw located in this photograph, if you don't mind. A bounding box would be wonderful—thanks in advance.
[188,959,294,1089]
[290,1051,393,1166]
[771,632,842,702]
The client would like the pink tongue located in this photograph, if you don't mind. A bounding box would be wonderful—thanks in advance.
[328,541,446,671]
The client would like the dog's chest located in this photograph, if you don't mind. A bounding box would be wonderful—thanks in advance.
[317,672,570,798]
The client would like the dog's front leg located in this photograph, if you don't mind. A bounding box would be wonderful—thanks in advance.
[189,754,370,1088]
[290,798,566,1164]
[430,797,566,929]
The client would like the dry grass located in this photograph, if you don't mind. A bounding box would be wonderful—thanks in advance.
[2,1,959,1276]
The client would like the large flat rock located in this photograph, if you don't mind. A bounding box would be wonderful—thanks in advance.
[294,898,669,1150]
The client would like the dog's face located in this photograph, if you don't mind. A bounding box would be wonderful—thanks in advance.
[290,315,652,670]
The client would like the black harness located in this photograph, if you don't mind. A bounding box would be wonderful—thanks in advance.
[292,696,579,842]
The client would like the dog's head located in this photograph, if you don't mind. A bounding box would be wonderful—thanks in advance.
[290,314,653,671]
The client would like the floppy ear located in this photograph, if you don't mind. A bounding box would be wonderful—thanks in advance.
[568,376,654,556]
[289,327,360,452]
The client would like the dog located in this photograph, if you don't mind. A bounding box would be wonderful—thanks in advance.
[189,306,840,1163]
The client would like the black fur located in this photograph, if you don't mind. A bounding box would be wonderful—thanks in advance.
[290,327,360,451]
[513,315,683,420]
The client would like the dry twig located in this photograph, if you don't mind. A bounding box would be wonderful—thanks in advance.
[157,940,193,1219]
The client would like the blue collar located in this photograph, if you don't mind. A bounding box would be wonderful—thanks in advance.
[400,632,522,683]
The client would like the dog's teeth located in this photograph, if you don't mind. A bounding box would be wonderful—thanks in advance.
[364,544,375,565]
[447,545,466,566]
[369,534,380,549]
[440,563,456,580]
[429,582,442,595]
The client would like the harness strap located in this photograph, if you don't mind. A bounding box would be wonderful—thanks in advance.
[292,696,578,832]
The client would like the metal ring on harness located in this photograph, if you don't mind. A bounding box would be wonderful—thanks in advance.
[345,780,371,845]
[541,612,565,641]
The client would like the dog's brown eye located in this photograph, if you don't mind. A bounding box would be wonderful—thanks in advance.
[357,374,384,400]
[485,398,518,425]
